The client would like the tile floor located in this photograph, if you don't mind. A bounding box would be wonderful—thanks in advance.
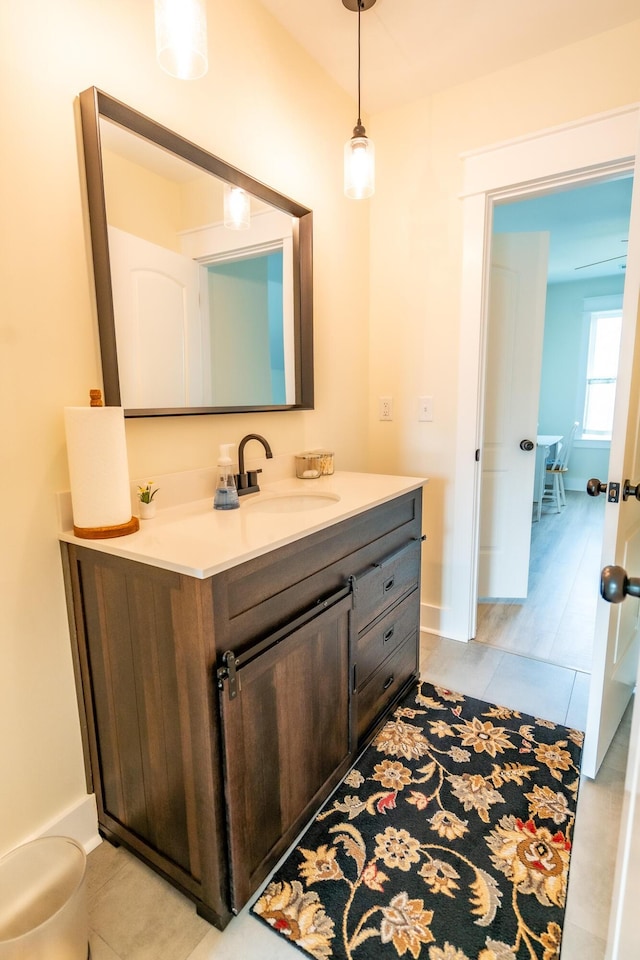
[86,633,631,960]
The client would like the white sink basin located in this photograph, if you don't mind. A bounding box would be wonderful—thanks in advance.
[245,491,341,513]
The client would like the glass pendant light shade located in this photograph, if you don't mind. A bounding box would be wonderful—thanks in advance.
[344,125,375,199]
[224,184,251,230]
[155,0,208,80]
[342,0,376,199]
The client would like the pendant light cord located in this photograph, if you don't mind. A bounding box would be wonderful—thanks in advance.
[357,0,362,124]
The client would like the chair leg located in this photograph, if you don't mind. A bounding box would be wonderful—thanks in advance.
[559,473,566,506]
[554,473,561,512]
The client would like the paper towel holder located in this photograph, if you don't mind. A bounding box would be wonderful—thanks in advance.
[66,390,140,539]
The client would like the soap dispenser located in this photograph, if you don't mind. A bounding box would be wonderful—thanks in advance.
[213,444,240,510]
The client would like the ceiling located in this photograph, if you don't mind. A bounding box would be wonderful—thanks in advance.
[257,0,638,282]
[257,0,640,115]
[493,176,633,284]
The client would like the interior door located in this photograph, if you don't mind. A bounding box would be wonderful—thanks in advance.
[582,185,640,778]
[601,569,640,958]
[108,226,206,408]
[478,232,549,598]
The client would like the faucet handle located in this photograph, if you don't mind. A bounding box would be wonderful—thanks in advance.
[234,468,262,495]
[234,472,249,491]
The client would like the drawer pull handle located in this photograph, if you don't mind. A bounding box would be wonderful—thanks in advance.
[383,674,394,691]
[383,628,394,643]
[384,577,395,593]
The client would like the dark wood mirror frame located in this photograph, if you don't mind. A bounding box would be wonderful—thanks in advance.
[79,87,314,417]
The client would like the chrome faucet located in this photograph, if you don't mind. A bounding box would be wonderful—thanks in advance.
[235,434,273,496]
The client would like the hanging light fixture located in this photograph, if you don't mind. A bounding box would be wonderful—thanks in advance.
[223,184,251,230]
[154,0,208,80]
[343,0,376,199]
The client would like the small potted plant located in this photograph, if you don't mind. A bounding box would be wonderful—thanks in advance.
[137,481,159,519]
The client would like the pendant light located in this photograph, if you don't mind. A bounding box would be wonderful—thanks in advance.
[154,0,208,80]
[343,0,376,199]
[223,184,251,230]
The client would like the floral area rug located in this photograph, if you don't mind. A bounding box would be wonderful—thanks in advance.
[251,681,583,960]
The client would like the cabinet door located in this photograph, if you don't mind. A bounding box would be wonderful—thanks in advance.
[219,592,352,910]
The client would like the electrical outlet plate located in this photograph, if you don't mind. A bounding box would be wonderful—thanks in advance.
[379,397,393,421]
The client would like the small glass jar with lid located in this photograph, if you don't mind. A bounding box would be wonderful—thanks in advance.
[295,450,334,479]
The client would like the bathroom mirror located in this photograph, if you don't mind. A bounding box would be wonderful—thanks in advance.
[79,87,314,416]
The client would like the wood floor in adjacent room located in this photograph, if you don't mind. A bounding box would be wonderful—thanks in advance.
[475,489,605,673]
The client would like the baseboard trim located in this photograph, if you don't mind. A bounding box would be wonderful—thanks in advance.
[17,794,101,856]
[420,600,470,643]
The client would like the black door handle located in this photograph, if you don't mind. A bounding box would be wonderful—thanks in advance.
[623,480,640,502]
[587,478,622,503]
[587,478,607,497]
[588,479,640,502]
[601,565,640,603]
[587,478,640,503]
[519,439,534,451]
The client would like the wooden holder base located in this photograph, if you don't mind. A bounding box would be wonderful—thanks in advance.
[73,516,140,539]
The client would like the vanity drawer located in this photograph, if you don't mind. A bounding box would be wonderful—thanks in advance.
[355,588,419,690]
[356,633,418,742]
[354,538,420,631]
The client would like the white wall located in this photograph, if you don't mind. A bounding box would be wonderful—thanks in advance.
[0,0,370,856]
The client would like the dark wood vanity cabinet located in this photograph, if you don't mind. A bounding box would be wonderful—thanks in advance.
[61,487,422,928]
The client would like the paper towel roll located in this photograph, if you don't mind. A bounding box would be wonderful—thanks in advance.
[64,405,134,532]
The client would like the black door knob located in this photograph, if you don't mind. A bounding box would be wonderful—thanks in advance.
[587,478,607,497]
[601,565,640,603]
[623,480,640,502]
[519,439,534,452]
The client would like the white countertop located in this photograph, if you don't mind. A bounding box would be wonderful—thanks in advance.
[59,471,426,579]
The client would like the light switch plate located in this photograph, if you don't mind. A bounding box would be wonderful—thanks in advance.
[419,396,433,421]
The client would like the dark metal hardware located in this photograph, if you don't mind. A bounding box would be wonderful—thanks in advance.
[519,439,534,451]
[475,449,480,462]
[217,651,238,699]
[383,627,394,643]
[586,478,607,497]
[235,468,262,495]
[587,478,620,502]
[383,577,395,593]
[592,478,640,502]
[383,675,394,690]
[623,479,640,501]
[601,565,640,604]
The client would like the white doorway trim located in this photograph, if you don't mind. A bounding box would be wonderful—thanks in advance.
[443,104,640,644]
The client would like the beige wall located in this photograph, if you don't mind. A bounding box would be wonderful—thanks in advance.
[0,0,369,855]
[2,0,640,856]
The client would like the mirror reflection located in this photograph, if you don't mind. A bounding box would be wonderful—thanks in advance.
[79,88,314,416]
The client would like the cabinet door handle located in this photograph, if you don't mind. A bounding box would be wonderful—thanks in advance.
[383,576,395,593]
[383,674,394,690]
[383,627,394,643]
